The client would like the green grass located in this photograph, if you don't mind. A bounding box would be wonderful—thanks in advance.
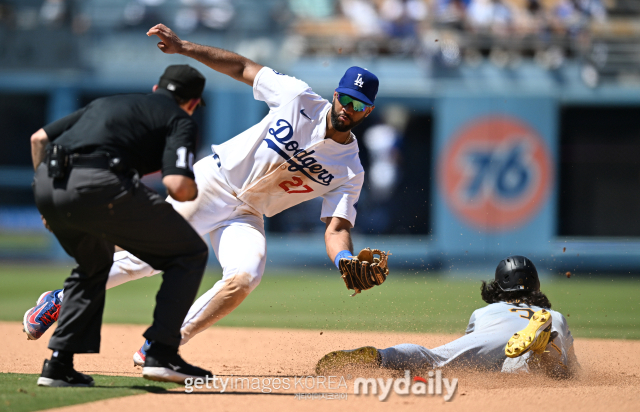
[0,233,50,251]
[0,373,179,412]
[1,264,639,339]
[1,265,638,411]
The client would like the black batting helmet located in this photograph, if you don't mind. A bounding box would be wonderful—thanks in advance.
[495,256,540,292]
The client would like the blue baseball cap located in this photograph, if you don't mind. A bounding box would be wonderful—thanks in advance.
[335,66,379,106]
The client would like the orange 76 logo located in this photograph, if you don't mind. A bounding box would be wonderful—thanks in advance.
[279,176,313,194]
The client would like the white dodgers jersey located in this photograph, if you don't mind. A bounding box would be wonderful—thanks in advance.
[211,67,364,225]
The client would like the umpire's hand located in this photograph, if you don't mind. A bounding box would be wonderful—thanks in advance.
[41,215,52,233]
[147,24,184,54]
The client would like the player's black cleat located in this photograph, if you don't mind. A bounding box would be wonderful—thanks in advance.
[37,359,95,387]
[142,343,212,384]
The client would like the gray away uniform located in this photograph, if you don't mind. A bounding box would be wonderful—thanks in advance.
[379,302,577,375]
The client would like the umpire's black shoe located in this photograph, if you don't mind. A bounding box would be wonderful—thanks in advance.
[37,359,95,387]
[143,344,212,384]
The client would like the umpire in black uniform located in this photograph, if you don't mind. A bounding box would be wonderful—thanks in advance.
[30,65,212,386]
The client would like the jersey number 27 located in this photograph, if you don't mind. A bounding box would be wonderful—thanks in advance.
[279,176,313,194]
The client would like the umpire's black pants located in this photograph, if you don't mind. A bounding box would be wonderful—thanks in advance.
[33,163,208,353]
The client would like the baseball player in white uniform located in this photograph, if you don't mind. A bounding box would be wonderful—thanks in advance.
[23,24,385,366]
[316,256,580,378]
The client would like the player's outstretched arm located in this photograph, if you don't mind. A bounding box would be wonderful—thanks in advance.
[325,217,390,296]
[324,217,354,263]
[147,24,263,87]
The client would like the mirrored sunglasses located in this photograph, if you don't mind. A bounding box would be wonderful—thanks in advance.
[337,93,371,112]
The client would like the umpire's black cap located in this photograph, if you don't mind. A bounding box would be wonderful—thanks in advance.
[159,64,206,106]
[495,255,540,292]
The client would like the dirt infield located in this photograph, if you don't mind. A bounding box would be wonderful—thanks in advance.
[3,321,640,412]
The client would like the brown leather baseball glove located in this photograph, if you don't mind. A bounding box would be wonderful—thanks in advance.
[338,248,390,296]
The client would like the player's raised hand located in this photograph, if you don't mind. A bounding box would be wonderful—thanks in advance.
[147,24,183,54]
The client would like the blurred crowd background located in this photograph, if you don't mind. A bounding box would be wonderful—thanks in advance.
[1,0,640,272]
[1,0,639,84]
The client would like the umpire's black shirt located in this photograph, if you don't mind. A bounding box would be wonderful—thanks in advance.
[43,88,196,179]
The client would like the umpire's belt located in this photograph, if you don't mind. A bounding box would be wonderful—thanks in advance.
[67,154,112,169]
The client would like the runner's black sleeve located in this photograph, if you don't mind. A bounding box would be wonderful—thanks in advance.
[42,108,88,141]
[162,116,198,179]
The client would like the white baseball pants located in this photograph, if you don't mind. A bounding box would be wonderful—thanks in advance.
[104,155,267,345]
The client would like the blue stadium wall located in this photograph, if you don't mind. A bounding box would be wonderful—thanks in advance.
[2,59,640,274]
